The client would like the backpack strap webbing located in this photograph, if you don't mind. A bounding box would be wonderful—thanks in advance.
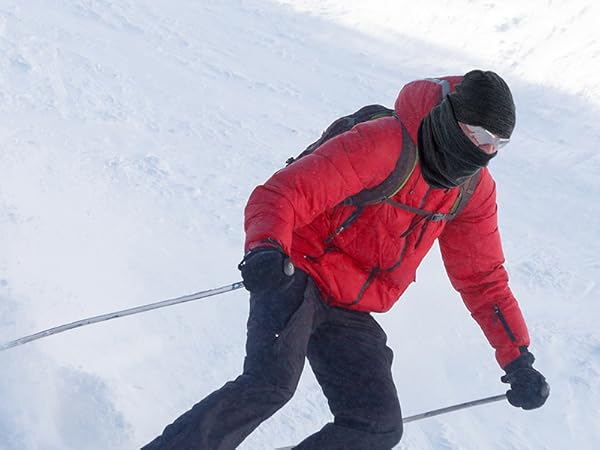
[382,168,481,221]
[448,169,481,218]
[342,122,417,207]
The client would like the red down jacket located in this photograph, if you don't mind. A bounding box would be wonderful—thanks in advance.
[244,76,530,368]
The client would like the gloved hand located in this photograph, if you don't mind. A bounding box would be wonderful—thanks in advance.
[238,247,295,293]
[501,350,550,410]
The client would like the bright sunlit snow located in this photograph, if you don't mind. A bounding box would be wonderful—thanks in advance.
[1,1,598,449]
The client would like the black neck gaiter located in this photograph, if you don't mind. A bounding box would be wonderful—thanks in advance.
[418,98,497,189]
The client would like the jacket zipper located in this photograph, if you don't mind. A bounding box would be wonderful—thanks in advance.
[351,268,380,305]
[385,215,425,272]
[493,304,517,342]
[324,206,364,244]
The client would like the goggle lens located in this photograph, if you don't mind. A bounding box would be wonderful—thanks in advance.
[461,123,510,153]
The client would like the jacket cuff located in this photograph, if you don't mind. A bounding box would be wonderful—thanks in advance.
[503,347,535,373]
[245,238,284,253]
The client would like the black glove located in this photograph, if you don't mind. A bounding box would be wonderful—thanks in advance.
[238,247,295,293]
[501,350,550,410]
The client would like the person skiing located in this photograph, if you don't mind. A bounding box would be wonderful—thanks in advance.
[143,70,549,450]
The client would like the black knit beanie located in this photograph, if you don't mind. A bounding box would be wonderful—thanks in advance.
[448,70,516,138]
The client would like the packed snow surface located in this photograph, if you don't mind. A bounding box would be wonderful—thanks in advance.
[1,1,599,449]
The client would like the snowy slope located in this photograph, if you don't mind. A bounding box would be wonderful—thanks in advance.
[0,1,599,449]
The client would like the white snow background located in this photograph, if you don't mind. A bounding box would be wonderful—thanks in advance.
[1,0,599,449]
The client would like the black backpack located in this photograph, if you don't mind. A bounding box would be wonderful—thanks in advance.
[285,101,479,227]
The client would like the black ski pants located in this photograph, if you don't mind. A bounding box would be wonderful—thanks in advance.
[142,271,403,450]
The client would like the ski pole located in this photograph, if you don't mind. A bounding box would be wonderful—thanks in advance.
[402,393,507,423]
[276,394,508,449]
[0,281,245,352]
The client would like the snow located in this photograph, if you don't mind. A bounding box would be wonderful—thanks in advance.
[0,0,598,449]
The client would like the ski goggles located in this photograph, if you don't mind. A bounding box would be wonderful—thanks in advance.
[460,123,510,154]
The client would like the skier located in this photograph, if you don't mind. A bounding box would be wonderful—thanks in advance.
[143,70,549,450]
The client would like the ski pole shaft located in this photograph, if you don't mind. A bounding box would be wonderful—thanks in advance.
[402,393,507,423]
[278,394,508,448]
[0,281,245,352]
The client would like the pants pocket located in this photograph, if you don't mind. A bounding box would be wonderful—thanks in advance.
[273,278,319,354]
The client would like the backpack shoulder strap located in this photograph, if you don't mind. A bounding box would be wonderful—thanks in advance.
[342,121,417,207]
[447,169,481,219]
[343,78,452,208]
[425,77,451,97]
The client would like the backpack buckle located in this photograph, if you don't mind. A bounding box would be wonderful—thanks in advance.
[430,213,447,222]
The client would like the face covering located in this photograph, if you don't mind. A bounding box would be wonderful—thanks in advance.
[418,98,497,189]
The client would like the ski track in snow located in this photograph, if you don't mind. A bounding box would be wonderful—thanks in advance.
[1,0,599,449]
